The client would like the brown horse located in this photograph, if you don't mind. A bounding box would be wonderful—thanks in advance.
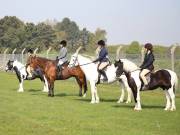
[26,55,87,97]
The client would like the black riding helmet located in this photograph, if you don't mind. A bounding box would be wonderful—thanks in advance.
[60,40,67,47]
[144,43,153,51]
[27,48,33,54]
[97,40,105,46]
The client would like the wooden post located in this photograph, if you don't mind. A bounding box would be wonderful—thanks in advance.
[12,48,17,60]
[141,47,145,63]
[46,47,52,58]
[116,46,122,60]
[170,44,177,71]
[3,48,9,69]
[34,48,39,54]
[21,48,26,63]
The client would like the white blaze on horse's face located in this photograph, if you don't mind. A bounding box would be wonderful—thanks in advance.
[68,53,79,68]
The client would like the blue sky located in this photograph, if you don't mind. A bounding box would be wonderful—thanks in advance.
[0,0,180,46]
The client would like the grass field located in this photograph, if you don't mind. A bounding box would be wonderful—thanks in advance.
[0,71,180,135]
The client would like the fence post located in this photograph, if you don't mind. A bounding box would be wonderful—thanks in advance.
[141,47,145,63]
[21,48,26,64]
[34,48,39,55]
[12,48,17,60]
[170,44,177,71]
[116,46,123,60]
[46,47,52,58]
[3,48,9,69]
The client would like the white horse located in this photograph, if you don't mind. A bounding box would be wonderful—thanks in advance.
[115,59,178,111]
[5,60,48,92]
[68,47,139,103]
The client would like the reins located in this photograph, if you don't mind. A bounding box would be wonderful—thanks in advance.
[68,62,94,67]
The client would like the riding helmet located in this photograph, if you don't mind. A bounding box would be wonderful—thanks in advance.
[60,40,67,47]
[144,43,153,51]
[97,40,105,46]
[27,49,33,54]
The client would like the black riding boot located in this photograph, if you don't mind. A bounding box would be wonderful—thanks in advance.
[57,65,62,77]
[100,70,108,82]
[96,73,101,84]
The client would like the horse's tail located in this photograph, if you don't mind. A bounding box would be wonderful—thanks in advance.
[83,74,88,93]
[174,72,178,92]
[169,70,178,92]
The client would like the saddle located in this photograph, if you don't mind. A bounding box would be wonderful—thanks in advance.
[56,61,69,78]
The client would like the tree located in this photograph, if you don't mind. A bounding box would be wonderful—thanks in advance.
[54,17,81,48]
[80,28,89,50]
[126,41,141,54]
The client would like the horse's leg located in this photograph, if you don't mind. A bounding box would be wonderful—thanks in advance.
[18,78,24,92]
[117,80,125,103]
[75,77,83,96]
[126,85,132,104]
[83,75,88,98]
[168,87,176,111]
[164,90,171,111]
[50,81,55,97]
[94,85,99,103]
[42,76,49,92]
[135,88,142,110]
[90,81,96,104]
[47,80,51,97]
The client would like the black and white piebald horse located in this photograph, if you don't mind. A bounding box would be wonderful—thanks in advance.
[115,59,178,111]
[5,60,48,92]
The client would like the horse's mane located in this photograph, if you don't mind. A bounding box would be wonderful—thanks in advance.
[120,59,139,72]
[13,60,24,67]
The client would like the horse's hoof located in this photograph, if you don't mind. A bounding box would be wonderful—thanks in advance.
[18,90,24,92]
[134,108,142,111]
[164,107,170,111]
[95,100,100,103]
[83,94,87,98]
[90,101,96,104]
[117,99,124,103]
[42,90,48,93]
[125,101,131,104]
[170,108,176,111]
[79,93,82,96]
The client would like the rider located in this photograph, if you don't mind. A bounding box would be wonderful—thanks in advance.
[26,48,44,81]
[140,43,155,88]
[26,49,34,77]
[93,40,110,84]
[57,40,68,73]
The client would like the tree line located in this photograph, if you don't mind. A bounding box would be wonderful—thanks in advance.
[0,16,179,55]
[0,16,106,53]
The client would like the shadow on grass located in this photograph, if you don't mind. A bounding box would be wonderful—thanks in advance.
[74,98,118,103]
[112,104,164,109]
[74,98,91,102]
[28,89,41,92]
[55,93,79,97]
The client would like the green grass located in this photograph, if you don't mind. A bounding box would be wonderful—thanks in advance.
[0,71,180,135]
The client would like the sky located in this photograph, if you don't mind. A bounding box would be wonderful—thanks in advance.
[0,0,180,46]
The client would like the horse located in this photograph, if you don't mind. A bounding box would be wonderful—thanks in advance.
[115,59,178,111]
[26,55,87,97]
[68,46,139,104]
[5,60,48,92]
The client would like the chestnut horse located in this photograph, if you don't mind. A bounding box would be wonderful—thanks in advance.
[26,55,87,97]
